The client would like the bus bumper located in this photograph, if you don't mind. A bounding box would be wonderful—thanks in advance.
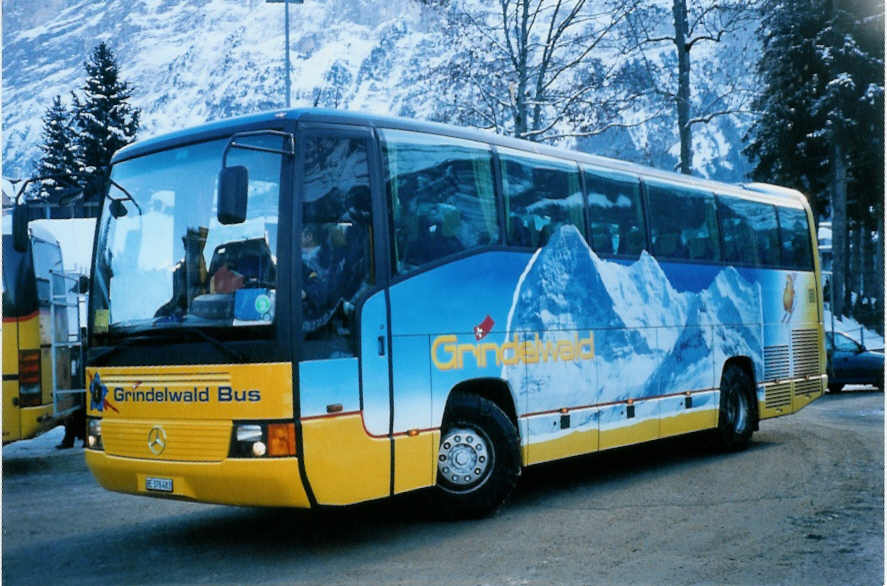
[85,449,311,508]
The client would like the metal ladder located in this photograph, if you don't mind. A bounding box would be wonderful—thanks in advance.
[49,268,86,419]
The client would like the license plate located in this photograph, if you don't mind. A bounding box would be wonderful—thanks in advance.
[145,477,173,492]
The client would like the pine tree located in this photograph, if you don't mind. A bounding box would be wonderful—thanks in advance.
[72,42,140,203]
[744,0,831,215]
[745,0,884,319]
[312,61,353,109]
[32,95,79,204]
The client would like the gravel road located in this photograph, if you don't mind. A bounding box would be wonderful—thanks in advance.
[2,389,882,585]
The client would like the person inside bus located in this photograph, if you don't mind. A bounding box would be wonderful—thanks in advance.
[209,260,245,293]
[301,223,331,280]
[154,226,209,319]
[301,223,336,332]
[301,212,372,355]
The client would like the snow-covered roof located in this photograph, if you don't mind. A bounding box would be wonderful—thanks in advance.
[29,218,97,275]
[26,222,57,245]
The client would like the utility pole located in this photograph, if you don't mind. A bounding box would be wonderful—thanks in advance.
[266,0,304,108]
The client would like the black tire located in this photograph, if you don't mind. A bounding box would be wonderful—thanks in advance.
[434,392,520,518]
[713,365,755,451]
[828,383,843,394]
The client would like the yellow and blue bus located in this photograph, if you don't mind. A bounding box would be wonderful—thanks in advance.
[80,110,824,516]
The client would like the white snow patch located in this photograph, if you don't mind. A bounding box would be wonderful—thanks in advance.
[2,426,82,461]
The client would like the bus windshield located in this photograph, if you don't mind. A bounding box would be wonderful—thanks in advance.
[92,136,283,340]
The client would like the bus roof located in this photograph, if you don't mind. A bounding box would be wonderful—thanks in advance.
[1,213,57,244]
[113,108,808,209]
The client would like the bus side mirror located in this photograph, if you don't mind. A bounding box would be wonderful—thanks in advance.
[109,199,128,218]
[12,204,29,252]
[218,166,248,225]
[78,275,90,294]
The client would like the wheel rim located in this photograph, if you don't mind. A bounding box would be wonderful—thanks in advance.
[438,426,492,491]
[729,388,748,434]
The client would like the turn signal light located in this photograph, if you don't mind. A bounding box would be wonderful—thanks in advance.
[230,421,297,458]
[267,423,296,457]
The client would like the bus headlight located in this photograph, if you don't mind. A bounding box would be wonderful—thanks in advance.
[87,418,103,450]
[230,422,296,458]
[252,441,267,457]
[236,424,262,442]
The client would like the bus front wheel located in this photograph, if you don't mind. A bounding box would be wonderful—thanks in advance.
[435,392,520,518]
[714,365,755,451]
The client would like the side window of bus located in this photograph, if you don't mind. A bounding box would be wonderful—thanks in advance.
[717,195,781,267]
[500,149,584,248]
[584,167,645,256]
[301,134,374,358]
[777,206,814,270]
[382,130,499,274]
[31,239,63,305]
[754,202,781,267]
[717,195,759,266]
[646,182,721,262]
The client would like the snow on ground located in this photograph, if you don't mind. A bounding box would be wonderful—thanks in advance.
[823,307,884,350]
[1,426,83,462]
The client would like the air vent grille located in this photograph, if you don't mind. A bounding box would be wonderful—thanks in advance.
[794,379,820,396]
[764,345,790,381]
[102,419,232,461]
[792,329,820,377]
[765,383,792,408]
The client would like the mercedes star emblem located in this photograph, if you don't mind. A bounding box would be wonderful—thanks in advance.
[147,425,167,455]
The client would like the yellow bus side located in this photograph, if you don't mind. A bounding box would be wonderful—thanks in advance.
[3,313,54,443]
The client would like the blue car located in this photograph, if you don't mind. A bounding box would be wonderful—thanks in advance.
[825,331,884,392]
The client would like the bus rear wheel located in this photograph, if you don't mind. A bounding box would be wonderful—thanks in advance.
[435,392,520,518]
[714,365,755,451]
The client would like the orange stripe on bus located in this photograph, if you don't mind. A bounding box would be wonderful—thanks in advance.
[2,311,39,323]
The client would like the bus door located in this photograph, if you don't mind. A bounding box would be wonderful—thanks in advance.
[295,124,393,505]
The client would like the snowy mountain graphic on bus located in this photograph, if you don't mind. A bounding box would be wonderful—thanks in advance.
[646,268,763,398]
[502,225,762,410]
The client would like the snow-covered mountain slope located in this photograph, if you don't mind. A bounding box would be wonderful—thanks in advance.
[2,0,438,176]
[503,225,763,406]
[2,0,756,182]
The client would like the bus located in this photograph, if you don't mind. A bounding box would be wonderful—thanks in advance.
[3,217,84,444]
[77,109,825,516]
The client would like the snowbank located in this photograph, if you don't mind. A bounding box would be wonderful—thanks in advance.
[1,426,83,461]
[823,308,884,350]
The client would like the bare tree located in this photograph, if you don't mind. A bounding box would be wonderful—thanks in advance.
[422,0,651,143]
[627,0,759,174]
